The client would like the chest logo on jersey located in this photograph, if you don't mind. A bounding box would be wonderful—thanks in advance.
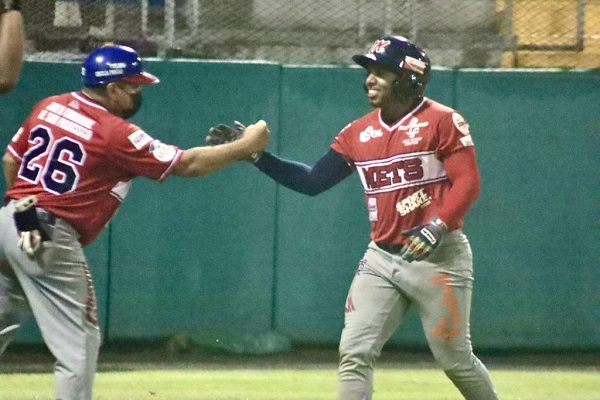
[359,126,383,143]
[355,152,447,195]
[396,188,431,216]
[398,117,429,146]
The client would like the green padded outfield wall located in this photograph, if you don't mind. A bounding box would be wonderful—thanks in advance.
[106,61,280,341]
[455,70,599,350]
[0,61,597,351]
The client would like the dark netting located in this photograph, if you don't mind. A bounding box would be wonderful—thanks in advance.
[22,0,600,68]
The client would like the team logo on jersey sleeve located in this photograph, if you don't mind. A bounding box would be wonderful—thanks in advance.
[452,112,470,135]
[149,140,177,162]
[452,112,474,147]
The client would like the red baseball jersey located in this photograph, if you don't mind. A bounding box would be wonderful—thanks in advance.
[5,92,183,246]
[331,97,475,246]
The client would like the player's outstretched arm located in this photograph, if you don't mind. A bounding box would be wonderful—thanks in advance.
[253,149,353,196]
[173,120,269,177]
[0,5,24,94]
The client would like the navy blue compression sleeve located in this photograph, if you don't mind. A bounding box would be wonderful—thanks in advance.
[253,149,353,196]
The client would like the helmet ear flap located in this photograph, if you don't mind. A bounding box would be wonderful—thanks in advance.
[392,72,426,99]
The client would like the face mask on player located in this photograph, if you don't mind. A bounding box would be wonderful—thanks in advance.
[121,91,142,119]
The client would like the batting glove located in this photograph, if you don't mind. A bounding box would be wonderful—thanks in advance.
[205,121,262,162]
[400,217,448,262]
[205,120,246,145]
[13,195,48,257]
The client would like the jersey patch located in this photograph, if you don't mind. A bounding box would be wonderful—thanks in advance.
[149,140,177,162]
[128,130,153,149]
[368,197,378,221]
[396,188,431,216]
[398,117,428,146]
[452,112,470,135]
[359,126,383,143]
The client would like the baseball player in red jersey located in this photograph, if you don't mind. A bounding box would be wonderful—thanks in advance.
[0,44,268,399]
[209,36,499,399]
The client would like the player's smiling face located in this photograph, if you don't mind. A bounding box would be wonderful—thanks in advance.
[364,66,397,108]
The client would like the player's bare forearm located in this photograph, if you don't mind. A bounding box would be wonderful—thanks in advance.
[0,10,24,93]
[174,145,246,177]
[2,151,19,189]
[437,147,480,228]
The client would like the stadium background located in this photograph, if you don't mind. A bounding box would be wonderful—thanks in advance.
[0,0,598,355]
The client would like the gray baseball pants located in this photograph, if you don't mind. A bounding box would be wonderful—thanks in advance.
[337,230,498,400]
[0,201,100,400]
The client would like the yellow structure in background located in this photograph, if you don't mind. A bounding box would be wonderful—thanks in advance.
[498,0,600,68]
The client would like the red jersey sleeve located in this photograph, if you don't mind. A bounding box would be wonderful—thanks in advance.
[331,122,355,164]
[436,111,475,160]
[103,119,183,182]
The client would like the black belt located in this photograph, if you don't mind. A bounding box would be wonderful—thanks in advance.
[375,242,405,254]
[36,209,57,226]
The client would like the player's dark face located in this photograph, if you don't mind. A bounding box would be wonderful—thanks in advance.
[364,66,396,108]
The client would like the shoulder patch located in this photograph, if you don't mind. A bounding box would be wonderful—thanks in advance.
[149,140,177,162]
[452,112,470,135]
[128,130,153,150]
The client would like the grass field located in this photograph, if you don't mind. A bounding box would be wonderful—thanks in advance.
[1,345,598,400]
[1,368,599,400]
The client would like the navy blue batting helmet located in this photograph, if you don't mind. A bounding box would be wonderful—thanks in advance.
[353,36,431,99]
[81,45,159,87]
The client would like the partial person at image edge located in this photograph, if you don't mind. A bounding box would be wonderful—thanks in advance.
[0,44,269,400]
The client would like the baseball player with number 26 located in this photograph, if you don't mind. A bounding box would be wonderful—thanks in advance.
[208,36,499,399]
[0,44,268,399]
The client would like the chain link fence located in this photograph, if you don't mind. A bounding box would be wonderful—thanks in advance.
[22,0,600,68]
